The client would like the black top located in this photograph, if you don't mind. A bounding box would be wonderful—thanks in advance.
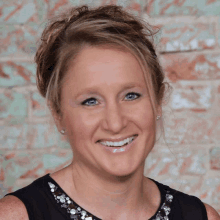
[4,173,208,220]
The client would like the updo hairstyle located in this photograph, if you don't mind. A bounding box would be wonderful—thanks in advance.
[35,4,172,128]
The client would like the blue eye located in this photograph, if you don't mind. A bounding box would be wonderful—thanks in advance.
[81,92,141,106]
[125,92,141,101]
[81,98,98,106]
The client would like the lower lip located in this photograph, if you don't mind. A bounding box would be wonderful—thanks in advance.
[98,136,137,154]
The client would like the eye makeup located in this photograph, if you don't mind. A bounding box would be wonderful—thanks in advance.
[81,92,142,107]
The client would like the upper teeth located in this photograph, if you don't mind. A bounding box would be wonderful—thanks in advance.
[99,136,135,147]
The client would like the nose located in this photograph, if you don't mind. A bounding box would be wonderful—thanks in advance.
[102,101,127,133]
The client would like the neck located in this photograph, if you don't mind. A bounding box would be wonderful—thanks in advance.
[69,160,149,219]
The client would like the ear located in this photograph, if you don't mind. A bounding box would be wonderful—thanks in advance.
[48,101,65,133]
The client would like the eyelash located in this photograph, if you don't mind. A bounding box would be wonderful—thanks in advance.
[81,92,141,107]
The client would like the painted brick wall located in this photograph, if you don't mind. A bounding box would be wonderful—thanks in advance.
[0,0,220,214]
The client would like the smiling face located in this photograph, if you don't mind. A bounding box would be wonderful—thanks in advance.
[54,45,160,178]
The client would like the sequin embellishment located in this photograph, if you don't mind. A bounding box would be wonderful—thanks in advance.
[152,192,173,220]
[48,182,98,220]
[48,181,174,220]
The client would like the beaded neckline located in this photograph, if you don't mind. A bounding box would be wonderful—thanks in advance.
[46,174,174,220]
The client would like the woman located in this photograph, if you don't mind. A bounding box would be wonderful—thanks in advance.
[0,4,219,220]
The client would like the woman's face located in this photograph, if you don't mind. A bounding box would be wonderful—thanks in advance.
[57,46,159,177]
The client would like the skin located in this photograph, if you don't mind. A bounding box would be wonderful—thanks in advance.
[50,45,219,220]
[51,45,162,220]
[0,45,219,220]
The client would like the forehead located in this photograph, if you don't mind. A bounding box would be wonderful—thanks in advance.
[63,46,148,93]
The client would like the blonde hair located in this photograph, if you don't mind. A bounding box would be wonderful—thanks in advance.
[35,4,172,138]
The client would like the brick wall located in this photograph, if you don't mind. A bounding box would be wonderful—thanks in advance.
[0,0,220,214]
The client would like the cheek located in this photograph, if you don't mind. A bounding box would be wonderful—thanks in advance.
[134,102,155,129]
[64,99,154,139]
[65,110,96,144]
[66,114,85,135]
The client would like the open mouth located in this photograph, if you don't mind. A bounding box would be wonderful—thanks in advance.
[97,134,138,147]
[97,135,138,153]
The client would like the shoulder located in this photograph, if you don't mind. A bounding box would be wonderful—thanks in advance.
[149,179,220,220]
[203,203,220,220]
[173,190,220,220]
[174,191,220,220]
[0,195,29,220]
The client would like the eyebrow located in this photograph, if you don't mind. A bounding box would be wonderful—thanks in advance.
[75,82,144,98]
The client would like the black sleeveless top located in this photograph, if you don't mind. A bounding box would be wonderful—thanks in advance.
[4,173,208,220]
